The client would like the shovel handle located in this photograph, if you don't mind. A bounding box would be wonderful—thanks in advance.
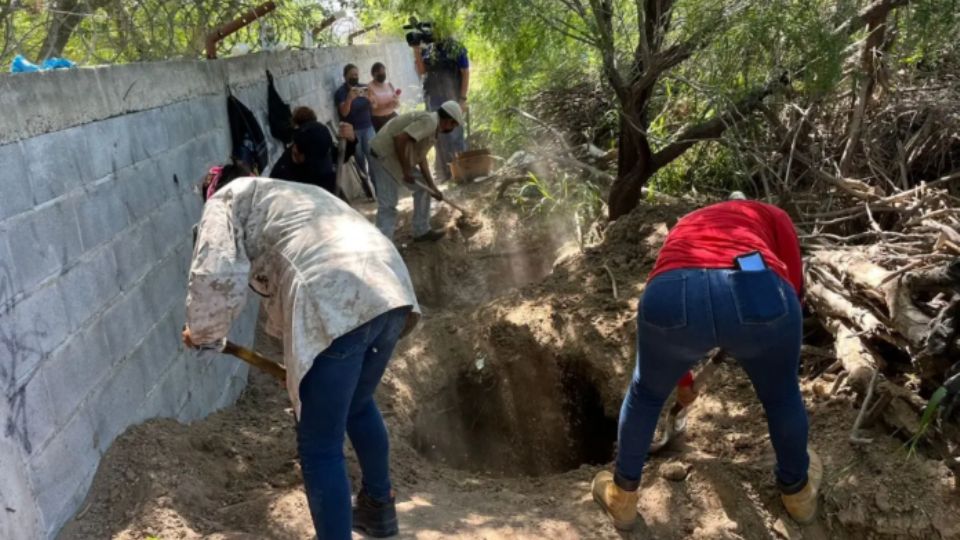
[220,340,287,381]
[410,178,470,215]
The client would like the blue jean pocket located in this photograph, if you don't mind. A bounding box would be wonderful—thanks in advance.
[729,271,788,324]
[640,276,687,330]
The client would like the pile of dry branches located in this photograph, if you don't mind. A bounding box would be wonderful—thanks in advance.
[796,164,960,453]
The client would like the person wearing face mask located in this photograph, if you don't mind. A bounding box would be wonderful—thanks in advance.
[368,100,463,242]
[368,62,401,132]
[335,63,377,198]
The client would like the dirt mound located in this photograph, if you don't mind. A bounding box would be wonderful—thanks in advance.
[60,194,960,539]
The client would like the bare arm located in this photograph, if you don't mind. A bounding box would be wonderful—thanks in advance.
[393,132,416,181]
[418,158,442,198]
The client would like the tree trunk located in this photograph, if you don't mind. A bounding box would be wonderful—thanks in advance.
[609,102,654,220]
[37,0,99,59]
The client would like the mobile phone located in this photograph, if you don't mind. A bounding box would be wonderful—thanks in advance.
[734,251,766,272]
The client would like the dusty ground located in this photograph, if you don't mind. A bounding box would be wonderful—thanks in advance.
[60,181,960,539]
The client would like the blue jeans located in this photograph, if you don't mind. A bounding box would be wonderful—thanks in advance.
[297,307,411,540]
[615,268,808,491]
[427,101,465,182]
[369,156,432,239]
[354,126,377,198]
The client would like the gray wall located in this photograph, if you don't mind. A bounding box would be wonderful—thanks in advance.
[0,42,420,540]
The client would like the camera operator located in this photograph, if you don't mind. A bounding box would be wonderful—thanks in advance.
[411,30,469,183]
[335,63,376,199]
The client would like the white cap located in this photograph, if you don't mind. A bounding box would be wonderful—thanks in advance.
[439,100,464,126]
[728,191,747,200]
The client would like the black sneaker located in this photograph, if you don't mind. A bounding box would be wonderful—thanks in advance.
[413,229,445,243]
[352,489,398,538]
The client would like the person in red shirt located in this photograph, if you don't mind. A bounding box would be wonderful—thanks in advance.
[592,199,821,530]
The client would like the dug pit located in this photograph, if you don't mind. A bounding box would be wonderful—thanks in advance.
[410,335,617,477]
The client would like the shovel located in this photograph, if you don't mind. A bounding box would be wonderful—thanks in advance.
[218,339,287,381]
[649,350,726,454]
[410,177,482,230]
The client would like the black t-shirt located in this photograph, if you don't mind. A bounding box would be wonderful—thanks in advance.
[267,122,355,196]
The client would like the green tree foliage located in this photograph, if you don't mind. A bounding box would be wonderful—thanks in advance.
[1,0,347,66]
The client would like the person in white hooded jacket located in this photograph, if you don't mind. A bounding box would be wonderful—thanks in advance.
[182,162,419,539]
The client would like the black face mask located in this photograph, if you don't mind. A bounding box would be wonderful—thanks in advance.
[348,77,359,86]
[374,73,386,83]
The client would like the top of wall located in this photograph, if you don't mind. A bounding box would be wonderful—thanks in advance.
[0,43,405,146]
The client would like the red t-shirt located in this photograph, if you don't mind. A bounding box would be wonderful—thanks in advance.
[649,201,803,388]
[649,200,803,295]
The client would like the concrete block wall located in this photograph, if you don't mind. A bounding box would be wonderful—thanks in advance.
[0,41,420,540]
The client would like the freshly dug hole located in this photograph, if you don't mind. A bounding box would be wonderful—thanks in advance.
[411,352,617,477]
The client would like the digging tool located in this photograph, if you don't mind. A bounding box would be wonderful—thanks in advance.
[218,339,287,381]
[410,177,482,230]
[649,350,727,454]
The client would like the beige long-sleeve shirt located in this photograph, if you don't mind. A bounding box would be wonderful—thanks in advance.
[185,177,420,414]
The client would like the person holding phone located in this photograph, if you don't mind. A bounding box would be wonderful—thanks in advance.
[336,63,376,198]
[591,198,821,530]
[368,62,401,132]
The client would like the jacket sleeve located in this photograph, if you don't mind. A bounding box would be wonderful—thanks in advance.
[185,199,251,346]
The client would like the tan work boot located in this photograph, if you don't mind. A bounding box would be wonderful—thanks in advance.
[591,470,639,531]
[781,447,823,524]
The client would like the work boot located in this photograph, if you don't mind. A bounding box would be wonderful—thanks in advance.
[591,470,639,531]
[781,447,823,525]
[413,229,445,242]
[352,489,398,538]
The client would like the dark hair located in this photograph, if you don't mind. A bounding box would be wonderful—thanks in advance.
[203,161,251,201]
[343,63,358,78]
[371,62,385,75]
[437,107,453,121]
[292,106,317,127]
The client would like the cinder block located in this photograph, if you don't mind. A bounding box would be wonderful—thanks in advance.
[85,115,138,182]
[131,108,173,161]
[115,158,163,223]
[130,309,178,387]
[29,408,98,535]
[0,142,34,223]
[163,101,199,148]
[87,354,150,454]
[112,222,160,292]
[0,237,21,305]
[5,199,82,295]
[0,432,43,540]
[42,322,112,428]
[0,283,71,378]
[74,178,130,253]
[152,197,194,257]
[140,251,188,324]
[17,368,58,456]
[57,246,120,329]
[20,128,85,205]
[99,287,154,359]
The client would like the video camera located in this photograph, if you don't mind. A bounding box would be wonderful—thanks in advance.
[403,17,434,47]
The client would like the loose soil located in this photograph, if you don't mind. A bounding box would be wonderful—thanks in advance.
[60,181,960,539]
